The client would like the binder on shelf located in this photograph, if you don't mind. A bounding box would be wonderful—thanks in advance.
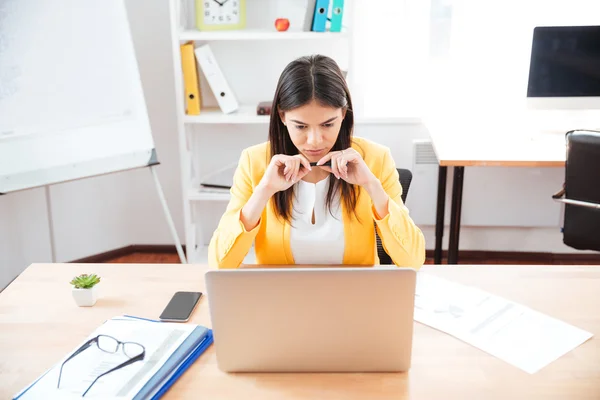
[303,0,317,32]
[180,42,202,115]
[311,0,329,32]
[329,0,344,32]
[13,315,213,400]
[194,44,239,114]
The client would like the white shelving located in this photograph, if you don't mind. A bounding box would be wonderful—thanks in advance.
[183,105,269,124]
[179,29,349,41]
[188,188,230,201]
[170,0,355,263]
[183,106,421,125]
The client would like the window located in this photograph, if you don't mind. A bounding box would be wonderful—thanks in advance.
[351,0,600,118]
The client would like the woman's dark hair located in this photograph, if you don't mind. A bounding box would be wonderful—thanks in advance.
[268,54,358,223]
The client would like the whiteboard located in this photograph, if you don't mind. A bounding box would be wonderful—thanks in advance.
[0,0,156,194]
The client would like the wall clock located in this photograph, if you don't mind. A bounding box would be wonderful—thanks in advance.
[195,0,246,31]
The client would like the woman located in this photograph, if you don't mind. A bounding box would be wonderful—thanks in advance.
[208,54,425,269]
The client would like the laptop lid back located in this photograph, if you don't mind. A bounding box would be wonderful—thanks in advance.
[205,267,417,373]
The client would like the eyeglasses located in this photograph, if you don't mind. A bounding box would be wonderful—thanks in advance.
[57,334,145,397]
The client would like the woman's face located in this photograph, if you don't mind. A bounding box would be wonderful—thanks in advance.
[279,99,346,162]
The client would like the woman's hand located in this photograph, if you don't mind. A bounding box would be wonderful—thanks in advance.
[316,148,377,188]
[258,154,312,195]
[317,148,390,218]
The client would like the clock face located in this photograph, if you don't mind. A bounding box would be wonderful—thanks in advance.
[203,0,240,25]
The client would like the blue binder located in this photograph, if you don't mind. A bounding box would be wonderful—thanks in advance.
[311,0,329,32]
[13,315,213,400]
[330,0,344,32]
[149,331,213,399]
[119,315,214,400]
[135,325,213,399]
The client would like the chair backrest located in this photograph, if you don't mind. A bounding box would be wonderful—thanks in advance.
[377,168,413,265]
[397,169,413,204]
[557,130,600,252]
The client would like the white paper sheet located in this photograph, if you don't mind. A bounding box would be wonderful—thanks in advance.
[15,318,197,399]
[414,273,593,374]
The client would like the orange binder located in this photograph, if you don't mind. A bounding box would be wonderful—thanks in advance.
[180,42,201,115]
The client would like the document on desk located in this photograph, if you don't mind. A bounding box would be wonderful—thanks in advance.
[414,273,593,374]
[15,317,198,399]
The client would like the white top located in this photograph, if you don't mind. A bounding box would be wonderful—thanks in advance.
[289,176,345,264]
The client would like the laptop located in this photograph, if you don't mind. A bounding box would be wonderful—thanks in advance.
[204,266,417,373]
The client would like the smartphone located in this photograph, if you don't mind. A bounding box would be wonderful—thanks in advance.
[159,291,202,322]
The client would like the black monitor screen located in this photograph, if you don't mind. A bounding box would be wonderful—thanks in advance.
[527,26,600,97]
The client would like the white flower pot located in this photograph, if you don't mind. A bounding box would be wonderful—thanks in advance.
[72,286,98,307]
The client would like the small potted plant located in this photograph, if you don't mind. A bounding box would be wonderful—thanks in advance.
[70,273,101,307]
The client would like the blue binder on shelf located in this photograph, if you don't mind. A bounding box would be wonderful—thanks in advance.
[329,0,344,32]
[13,315,214,400]
[311,0,329,32]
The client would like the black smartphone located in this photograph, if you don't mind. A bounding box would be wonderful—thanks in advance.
[159,291,202,322]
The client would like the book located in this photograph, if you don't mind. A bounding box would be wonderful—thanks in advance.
[13,315,213,399]
[303,0,317,31]
[194,44,239,114]
[180,42,202,115]
[311,0,329,32]
[330,0,345,32]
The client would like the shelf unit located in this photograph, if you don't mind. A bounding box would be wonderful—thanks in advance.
[169,0,355,263]
[179,29,350,41]
[183,105,269,124]
[183,106,423,125]
[188,187,231,202]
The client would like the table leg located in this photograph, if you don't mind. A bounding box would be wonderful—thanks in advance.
[448,167,464,264]
[434,166,447,264]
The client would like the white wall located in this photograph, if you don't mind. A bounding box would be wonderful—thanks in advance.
[1,0,593,290]
[0,188,52,289]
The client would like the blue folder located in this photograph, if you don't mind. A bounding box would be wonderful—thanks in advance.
[311,0,329,32]
[134,323,213,399]
[329,0,344,32]
[13,315,213,400]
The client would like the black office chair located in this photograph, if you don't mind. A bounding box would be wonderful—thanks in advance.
[376,168,413,264]
[552,129,600,252]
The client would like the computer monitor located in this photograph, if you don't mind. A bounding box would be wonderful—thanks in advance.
[527,25,600,110]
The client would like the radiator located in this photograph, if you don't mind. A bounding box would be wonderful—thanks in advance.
[406,139,439,226]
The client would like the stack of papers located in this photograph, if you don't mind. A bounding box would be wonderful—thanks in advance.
[414,273,593,373]
[13,316,213,399]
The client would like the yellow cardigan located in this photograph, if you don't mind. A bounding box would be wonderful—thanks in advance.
[208,137,426,269]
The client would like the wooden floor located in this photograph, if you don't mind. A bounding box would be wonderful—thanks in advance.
[107,252,183,264]
[106,251,600,265]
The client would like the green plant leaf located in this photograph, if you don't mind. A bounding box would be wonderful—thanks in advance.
[70,273,101,289]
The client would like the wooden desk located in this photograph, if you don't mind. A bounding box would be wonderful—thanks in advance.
[1,263,599,399]
[424,113,574,264]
